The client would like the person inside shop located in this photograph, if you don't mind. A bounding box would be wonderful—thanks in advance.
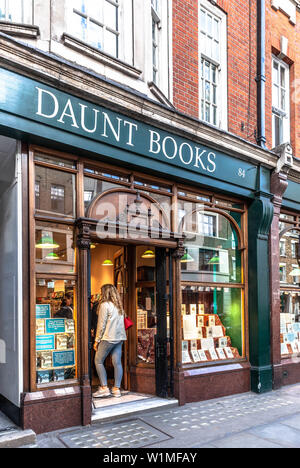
[55,292,74,319]
[93,284,127,398]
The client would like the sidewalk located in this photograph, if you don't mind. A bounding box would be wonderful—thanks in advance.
[34,383,300,448]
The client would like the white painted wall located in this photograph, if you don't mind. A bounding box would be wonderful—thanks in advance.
[0,138,23,408]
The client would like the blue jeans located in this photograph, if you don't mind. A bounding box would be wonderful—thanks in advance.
[95,341,123,388]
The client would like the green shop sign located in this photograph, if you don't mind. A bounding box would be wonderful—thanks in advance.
[0,67,261,195]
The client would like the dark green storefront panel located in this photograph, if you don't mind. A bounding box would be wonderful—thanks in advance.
[0,67,260,197]
[282,179,300,211]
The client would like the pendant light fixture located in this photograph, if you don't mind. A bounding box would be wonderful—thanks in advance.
[45,252,60,260]
[102,245,113,266]
[181,251,194,263]
[36,232,59,250]
[141,249,155,259]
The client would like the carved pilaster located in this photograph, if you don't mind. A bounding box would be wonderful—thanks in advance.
[172,238,185,260]
[269,171,289,389]
[248,191,274,393]
[76,219,92,250]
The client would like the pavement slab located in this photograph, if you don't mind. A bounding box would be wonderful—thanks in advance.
[31,383,300,448]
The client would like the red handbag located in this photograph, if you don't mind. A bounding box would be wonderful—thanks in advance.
[124,316,133,330]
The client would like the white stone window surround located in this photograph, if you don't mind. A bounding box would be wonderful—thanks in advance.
[199,0,228,131]
[147,0,173,104]
[0,0,38,38]
[271,0,298,25]
[0,0,33,24]
[66,0,134,67]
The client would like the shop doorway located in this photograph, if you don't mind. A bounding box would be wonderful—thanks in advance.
[88,242,173,402]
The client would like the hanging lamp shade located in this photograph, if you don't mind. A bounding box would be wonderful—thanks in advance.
[36,234,59,250]
[181,251,194,263]
[45,252,59,260]
[102,259,113,266]
[90,243,96,249]
[208,254,220,265]
[141,249,155,259]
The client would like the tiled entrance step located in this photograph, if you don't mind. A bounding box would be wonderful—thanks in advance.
[92,392,178,424]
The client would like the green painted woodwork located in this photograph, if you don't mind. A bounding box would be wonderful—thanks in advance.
[248,184,274,393]
[0,67,262,197]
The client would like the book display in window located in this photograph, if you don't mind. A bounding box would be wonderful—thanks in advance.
[280,313,300,356]
[35,304,76,384]
[181,310,241,363]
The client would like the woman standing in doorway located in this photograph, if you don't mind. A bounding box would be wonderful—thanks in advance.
[93,284,127,398]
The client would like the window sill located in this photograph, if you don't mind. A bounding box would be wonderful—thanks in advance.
[62,33,142,80]
[0,21,39,39]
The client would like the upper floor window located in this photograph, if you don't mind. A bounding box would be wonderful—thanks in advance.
[151,0,160,84]
[272,57,290,148]
[199,1,227,129]
[72,0,120,57]
[0,0,32,24]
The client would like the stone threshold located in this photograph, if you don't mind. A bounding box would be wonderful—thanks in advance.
[92,394,178,424]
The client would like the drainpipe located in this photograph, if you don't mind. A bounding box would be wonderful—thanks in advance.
[256,0,267,148]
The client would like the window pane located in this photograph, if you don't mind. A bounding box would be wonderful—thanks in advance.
[105,0,117,30]
[280,291,300,358]
[181,210,241,284]
[181,286,244,364]
[73,12,88,42]
[35,166,76,218]
[35,222,75,275]
[85,0,102,19]
[34,153,76,170]
[89,21,103,49]
[36,279,77,385]
[0,0,32,23]
[105,30,117,56]
[84,176,125,213]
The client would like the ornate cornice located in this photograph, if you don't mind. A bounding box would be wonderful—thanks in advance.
[0,32,282,171]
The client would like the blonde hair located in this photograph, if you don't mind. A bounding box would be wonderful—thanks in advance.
[99,284,124,316]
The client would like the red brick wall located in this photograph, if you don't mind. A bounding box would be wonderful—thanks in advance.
[172,0,258,145]
[266,1,300,157]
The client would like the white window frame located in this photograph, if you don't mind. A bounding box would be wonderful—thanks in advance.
[199,0,227,130]
[291,240,298,259]
[280,239,286,257]
[151,0,161,85]
[280,263,287,283]
[272,56,290,148]
[292,264,300,285]
[69,0,133,65]
[0,0,32,24]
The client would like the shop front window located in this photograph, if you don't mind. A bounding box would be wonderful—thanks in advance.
[35,159,76,219]
[279,216,300,358]
[179,200,245,365]
[36,279,77,385]
[35,222,75,275]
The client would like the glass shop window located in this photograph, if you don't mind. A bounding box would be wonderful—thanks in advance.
[279,222,300,359]
[180,209,241,284]
[180,207,245,365]
[35,165,76,219]
[35,222,75,275]
[36,279,77,385]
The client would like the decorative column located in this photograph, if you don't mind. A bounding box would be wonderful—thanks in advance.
[172,239,186,406]
[76,219,92,426]
[270,171,288,388]
[248,167,274,393]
